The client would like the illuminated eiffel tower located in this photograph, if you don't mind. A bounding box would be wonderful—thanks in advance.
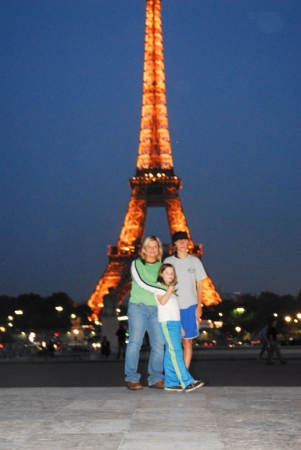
[88,0,221,320]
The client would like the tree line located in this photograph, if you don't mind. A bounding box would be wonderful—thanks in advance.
[0,292,92,331]
[202,290,301,341]
[1,289,300,343]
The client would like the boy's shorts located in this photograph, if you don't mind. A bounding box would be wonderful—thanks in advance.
[180,304,199,339]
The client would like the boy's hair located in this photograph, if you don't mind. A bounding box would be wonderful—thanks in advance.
[157,263,177,285]
[140,236,163,263]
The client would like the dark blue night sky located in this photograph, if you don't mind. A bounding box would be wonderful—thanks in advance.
[1,0,300,303]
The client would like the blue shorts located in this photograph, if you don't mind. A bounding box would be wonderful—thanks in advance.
[180,304,199,339]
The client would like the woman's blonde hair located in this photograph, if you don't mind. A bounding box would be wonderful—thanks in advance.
[157,263,177,285]
[140,235,163,263]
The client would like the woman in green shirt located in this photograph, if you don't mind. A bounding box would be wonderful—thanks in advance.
[125,236,165,390]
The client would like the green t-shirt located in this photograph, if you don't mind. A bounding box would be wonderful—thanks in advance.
[129,259,162,306]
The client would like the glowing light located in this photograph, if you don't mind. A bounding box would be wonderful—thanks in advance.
[201,277,222,306]
[273,313,278,317]
[8,316,13,320]
[15,310,23,315]
[297,313,301,319]
[70,314,76,319]
[284,316,292,323]
[55,306,63,312]
[235,326,242,332]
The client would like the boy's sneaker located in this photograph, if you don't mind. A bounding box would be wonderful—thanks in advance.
[164,385,183,392]
[185,380,205,392]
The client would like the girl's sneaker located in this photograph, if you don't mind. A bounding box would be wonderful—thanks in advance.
[164,385,183,392]
[185,380,205,392]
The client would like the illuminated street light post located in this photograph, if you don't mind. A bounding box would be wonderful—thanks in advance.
[55,306,63,333]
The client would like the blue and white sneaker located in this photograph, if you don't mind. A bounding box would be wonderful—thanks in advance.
[164,385,183,392]
[185,380,205,392]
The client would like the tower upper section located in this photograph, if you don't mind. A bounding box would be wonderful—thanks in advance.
[136,0,174,175]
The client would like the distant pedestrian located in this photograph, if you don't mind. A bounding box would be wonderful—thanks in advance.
[257,324,269,362]
[47,340,55,358]
[266,320,287,365]
[116,323,127,359]
[101,336,111,358]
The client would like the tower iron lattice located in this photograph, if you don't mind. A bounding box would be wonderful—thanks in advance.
[88,0,221,320]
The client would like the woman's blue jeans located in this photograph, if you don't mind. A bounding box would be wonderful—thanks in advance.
[125,302,164,385]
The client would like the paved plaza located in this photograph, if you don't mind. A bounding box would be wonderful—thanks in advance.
[0,386,301,449]
[1,347,300,449]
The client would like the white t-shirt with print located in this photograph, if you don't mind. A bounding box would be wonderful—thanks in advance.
[164,254,207,309]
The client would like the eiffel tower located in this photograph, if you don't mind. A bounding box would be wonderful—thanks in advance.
[88,0,221,320]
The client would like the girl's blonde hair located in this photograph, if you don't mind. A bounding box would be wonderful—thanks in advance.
[140,236,163,263]
[157,263,177,285]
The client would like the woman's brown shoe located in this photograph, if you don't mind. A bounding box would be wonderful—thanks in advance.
[126,382,143,390]
[149,380,164,389]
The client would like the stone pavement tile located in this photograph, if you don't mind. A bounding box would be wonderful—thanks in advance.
[0,439,19,450]
[129,406,217,430]
[122,431,223,450]
[120,440,224,450]
[65,399,137,415]
[16,433,125,450]
[84,419,131,434]
[0,409,58,420]
[0,419,44,446]
[210,387,301,450]
[222,434,301,450]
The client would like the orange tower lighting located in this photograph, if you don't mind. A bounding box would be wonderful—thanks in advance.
[87,0,221,320]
